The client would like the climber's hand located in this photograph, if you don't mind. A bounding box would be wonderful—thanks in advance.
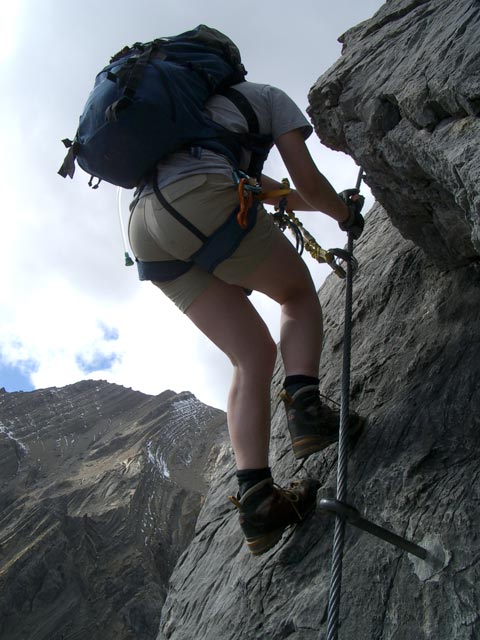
[338,189,365,239]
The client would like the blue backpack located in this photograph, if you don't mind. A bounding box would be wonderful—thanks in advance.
[58,25,272,189]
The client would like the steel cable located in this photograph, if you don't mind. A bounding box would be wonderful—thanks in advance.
[325,231,354,640]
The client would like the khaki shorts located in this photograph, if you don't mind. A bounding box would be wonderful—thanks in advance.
[128,173,278,312]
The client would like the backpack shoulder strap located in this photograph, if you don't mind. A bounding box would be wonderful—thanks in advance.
[216,87,272,177]
[217,87,260,134]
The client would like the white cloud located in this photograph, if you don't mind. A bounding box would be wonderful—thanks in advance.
[0,2,24,63]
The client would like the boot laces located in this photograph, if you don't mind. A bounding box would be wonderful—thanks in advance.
[229,482,304,520]
[273,482,303,520]
[228,494,242,510]
[319,392,340,408]
[279,388,339,409]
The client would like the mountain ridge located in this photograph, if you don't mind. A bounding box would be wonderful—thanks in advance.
[0,381,228,639]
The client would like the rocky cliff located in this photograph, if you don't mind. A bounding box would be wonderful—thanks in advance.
[0,382,228,639]
[157,1,480,639]
[308,0,480,268]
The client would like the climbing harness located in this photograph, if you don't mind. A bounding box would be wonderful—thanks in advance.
[123,165,350,280]
[265,178,357,280]
[132,174,261,282]
[119,168,262,280]
[321,168,436,640]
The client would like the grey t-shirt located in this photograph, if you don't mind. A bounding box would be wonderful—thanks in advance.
[154,81,313,189]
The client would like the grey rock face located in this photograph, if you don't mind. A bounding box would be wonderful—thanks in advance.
[308,0,480,267]
[0,381,227,640]
[157,206,480,640]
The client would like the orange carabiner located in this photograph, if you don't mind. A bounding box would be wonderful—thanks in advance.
[237,178,253,229]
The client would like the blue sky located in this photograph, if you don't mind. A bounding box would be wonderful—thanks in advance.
[0,361,35,393]
[0,0,383,407]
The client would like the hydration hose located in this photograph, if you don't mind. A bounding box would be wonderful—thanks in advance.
[117,187,134,267]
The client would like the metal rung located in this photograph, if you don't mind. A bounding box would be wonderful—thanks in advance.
[319,498,428,561]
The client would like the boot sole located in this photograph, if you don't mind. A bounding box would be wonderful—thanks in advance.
[246,528,284,556]
[292,435,336,460]
[291,417,365,459]
[244,499,318,556]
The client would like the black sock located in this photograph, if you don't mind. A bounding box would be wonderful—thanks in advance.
[236,467,272,497]
[283,375,319,396]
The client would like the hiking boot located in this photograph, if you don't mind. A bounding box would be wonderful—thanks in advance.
[281,385,363,460]
[229,477,320,556]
